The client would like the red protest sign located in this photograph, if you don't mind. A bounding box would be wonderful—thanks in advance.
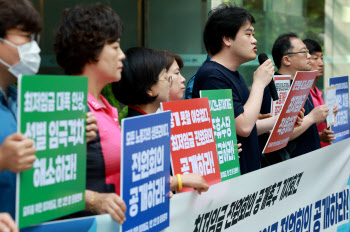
[161,98,221,193]
[263,71,317,154]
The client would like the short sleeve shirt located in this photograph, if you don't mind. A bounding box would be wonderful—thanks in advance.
[192,61,260,174]
[184,55,211,99]
[87,93,122,195]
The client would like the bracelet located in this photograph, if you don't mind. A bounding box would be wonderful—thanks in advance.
[90,191,97,213]
[176,174,182,191]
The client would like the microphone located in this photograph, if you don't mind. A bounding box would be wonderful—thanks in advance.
[258,53,279,101]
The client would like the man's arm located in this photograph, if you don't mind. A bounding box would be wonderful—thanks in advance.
[290,105,329,140]
[256,115,278,135]
[235,60,275,137]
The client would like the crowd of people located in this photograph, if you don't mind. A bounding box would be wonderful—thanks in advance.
[0,0,338,231]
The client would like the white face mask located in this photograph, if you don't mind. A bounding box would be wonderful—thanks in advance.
[0,38,41,78]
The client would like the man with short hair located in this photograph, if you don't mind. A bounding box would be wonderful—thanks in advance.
[271,33,329,157]
[192,4,276,174]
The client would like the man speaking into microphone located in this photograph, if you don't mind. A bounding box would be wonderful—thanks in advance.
[191,4,278,174]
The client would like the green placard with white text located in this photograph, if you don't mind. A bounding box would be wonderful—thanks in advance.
[16,75,88,228]
[200,89,241,181]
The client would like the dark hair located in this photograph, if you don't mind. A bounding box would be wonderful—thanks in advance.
[203,3,255,56]
[272,32,298,69]
[303,39,322,55]
[112,47,166,105]
[54,3,123,75]
[0,0,42,37]
[158,50,184,71]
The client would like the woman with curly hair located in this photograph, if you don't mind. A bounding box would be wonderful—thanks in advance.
[54,4,126,224]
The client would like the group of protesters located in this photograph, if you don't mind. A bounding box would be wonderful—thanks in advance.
[0,0,338,231]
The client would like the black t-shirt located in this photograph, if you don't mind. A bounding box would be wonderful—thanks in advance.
[192,60,260,174]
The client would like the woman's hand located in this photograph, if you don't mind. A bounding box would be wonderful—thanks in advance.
[86,190,126,224]
[182,173,209,195]
[86,112,98,143]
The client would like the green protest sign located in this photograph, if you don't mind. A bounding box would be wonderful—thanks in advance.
[16,75,87,228]
[200,89,240,181]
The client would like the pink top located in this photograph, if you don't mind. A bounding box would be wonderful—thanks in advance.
[88,93,122,195]
[310,86,329,148]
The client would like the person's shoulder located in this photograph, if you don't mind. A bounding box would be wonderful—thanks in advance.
[196,61,227,80]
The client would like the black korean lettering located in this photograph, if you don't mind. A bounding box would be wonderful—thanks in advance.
[293,172,303,194]
[245,192,258,218]
[208,207,220,232]
[253,189,265,215]
[238,195,249,221]
[193,214,203,232]
[232,199,243,225]
[215,205,228,232]
[224,201,236,229]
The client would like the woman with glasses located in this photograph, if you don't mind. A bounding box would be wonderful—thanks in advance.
[113,47,170,117]
[112,47,209,194]
[160,50,243,156]
[158,51,186,102]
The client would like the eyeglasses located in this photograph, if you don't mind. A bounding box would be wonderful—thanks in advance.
[284,49,309,55]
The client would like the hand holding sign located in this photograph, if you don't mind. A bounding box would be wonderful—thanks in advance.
[183,173,209,195]
[171,173,209,195]
[86,190,126,225]
[0,213,18,232]
[237,143,242,154]
[86,112,98,143]
[295,108,305,127]
[333,104,339,116]
[0,133,37,173]
[309,105,329,124]
[319,127,336,144]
